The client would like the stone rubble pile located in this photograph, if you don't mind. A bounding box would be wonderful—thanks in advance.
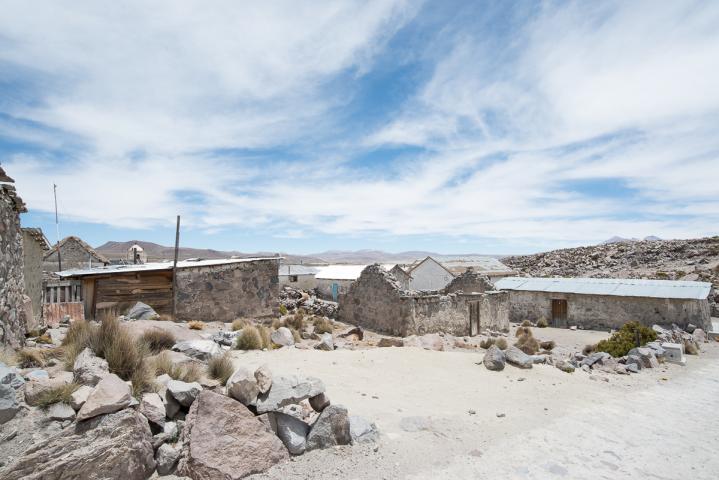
[280,286,338,318]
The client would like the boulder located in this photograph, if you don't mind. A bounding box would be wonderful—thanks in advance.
[625,362,641,373]
[156,443,182,475]
[254,364,272,394]
[0,364,25,389]
[349,415,379,444]
[0,409,155,480]
[378,337,403,348]
[255,375,325,414]
[504,346,534,369]
[306,404,351,451]
[0,383,20,424]
[211,330,241,347]
[554,359,575,373]
[126,302,159,320]
[69,385,94,411]
[177,391,289,479]
[73,348,109,386]
[627,348,658,369]
[581,351,611,368]
[337,326,364,341]
[315,333,334,351]
[26,369,49,380]
[483,345,505,371]
[614,364,628,375]
[693,329,707,344]
[172,340,223,361]
[25,376,72,406]
[309,392,330,412]
[227,367,259,405]
[167,380,202,407]
[139,392,166,428]
[76,374,132,422]
[645,341,666,359]
[275,412,310,455]
[271,327,295,347]
[257,412,278,435]
[47,403,75,422]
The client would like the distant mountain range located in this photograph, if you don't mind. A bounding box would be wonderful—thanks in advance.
[602,235,662,244]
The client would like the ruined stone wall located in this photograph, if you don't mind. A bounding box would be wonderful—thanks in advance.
[22,230,44,325]
[175,259,279,322]
[477,291,510,332]
[444,269,493,294]
[0,185,27,347]
[406,293,473,336]
[505,290,710,331]
[44,238,105,272]
[315,278,354,301]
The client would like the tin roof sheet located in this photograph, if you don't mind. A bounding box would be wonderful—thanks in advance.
[494,277,711,300]
[55,257,281,278]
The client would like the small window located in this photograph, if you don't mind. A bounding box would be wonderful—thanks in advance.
[289,275,298,283]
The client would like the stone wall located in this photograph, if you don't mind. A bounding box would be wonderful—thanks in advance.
[279,274,317,292]
[43,237,107,272]
[505,290,711,331]
[444,268,493,294]
[22,230,45,326]
[175,259,279,322]
[0,184,27,347]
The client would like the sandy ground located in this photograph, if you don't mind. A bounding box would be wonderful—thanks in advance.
[228,334,719,480]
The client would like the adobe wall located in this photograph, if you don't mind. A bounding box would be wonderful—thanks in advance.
[22,230,45,327]
[175,259,279,322]
[505,290,710,331]
[0,184,28,347]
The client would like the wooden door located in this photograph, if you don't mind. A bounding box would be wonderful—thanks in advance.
[551,299,567,327]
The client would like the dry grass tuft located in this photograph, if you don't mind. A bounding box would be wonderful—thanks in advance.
[540,340,556,350]
[207,353,234,385]
[35,382,80,408]
[17,347,63,368]
[479,337,496,349]
[232,319,249,331]
[515,330,539,355]
[257,325,273,350]
[495,337,508,350]
[515,326,532,338]
[285,314,304,331]
[188,321,205,330]
[289,327,302,343]
[152,351,203,383]
[140,328,176,353]
[313,317,333,335]
[582,344,596,355]
[0,347,18,366]
[35,333,53,344]
[235,325,263,350]
[520,320,532,327]
[271,318,283,330]
[536,317,549,328]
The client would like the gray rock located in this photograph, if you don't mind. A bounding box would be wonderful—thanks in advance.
[0,383,20,424]
[69,385,93,411]
[349,415,379,444]
[139,392,166,428]
[73,347,109,386]
[126,301,159,320]
[25,369,49,380]
[627,348,658,368]
[254,364,272,394]
[211,330,241,347]
[227,367,259,406]
[309,392,330,412]
[693,329,707,344]
[482,345,505,371]
[581,351,611,368]
[257,412,278,434]
[645,341,666,359]
[271,327,295,347]
[275,412,310,455]
[24,376,72,406]
[315,333,334,351]
[172,340,223,361]
[47,402,76,422]
[530,354,548,364]
[47,328,64,345]
[504,346,534,369]
[255,375,325,414]
[625,362,641,373]
[1,409,155,480]
[614,364,628,375]
[77,373,132,421]
[554,359,575,373]
[167,380,202,407]
[306,404,351,451]
[164,421,179,439]
[0,364,25,389]
[156,443,182,475]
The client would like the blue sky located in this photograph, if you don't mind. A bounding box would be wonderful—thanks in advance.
[1,0,718,255]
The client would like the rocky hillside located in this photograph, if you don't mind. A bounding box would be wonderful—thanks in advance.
[504,236,719,314]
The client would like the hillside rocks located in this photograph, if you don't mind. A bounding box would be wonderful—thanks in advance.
[255,375,325,414]
[139,392,166,428]
[172,339,223,361]
[0,383,19,424]
[483,345,506,371]
[177,390,290,479]
[73,347,109,386]
[25,376,71,406]
[69,385,93,411]
[0,363,25,389]
[0,409,155,480]
[306,405,351,451]
[76,373,132,421]
[167,380,202,407]
[255,364,273,394]
[280,286,338,318]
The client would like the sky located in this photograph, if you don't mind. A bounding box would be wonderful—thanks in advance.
[1,0,718,255]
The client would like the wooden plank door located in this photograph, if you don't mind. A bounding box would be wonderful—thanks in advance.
[551,299,567,327]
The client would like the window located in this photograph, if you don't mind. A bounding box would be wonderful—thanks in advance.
[289,275,298,283]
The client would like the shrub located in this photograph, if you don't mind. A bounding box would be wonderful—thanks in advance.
[285,314,304,331]
[232,319,249,331]
[479,337,496,349]
[188,321,205,330]
[257,325,272,349]
[515,333,539,355]
[17,347,63,368]
[235,325,263,350]
[152,351,203,383]
[313,317,333,334]
[35,382,80,408]
[594,321,657,357]
[520,320,532,327]
[540,340,556,350]
[271,318,283,330]
[140,328,176,353]
[495,338,508,350]
[289,327,302,343]
[536,317,549,328]
[582,344,596,355]
[279,304,288,316]
[207,353,234,385]
[515,326,532,338]
[179,362,203,383]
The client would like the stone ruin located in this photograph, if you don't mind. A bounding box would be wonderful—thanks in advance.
[339,264,509,337]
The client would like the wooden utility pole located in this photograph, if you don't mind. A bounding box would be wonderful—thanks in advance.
[171,215,181,320]
[53,183,62,272]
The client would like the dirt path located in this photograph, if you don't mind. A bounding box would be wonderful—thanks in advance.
[242,342,719,480]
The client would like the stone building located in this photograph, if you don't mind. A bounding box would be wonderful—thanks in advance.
[339,264,509,337]
[22,228,50,329]
[495,277,712,331]
[314,265,367,301]
[43,236,110,272]
[278,264,319,290]
[406,256,455,291]
[56,257,280,322]
[0,167,29,347]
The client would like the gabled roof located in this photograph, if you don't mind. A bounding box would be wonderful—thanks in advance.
[407,256,455,277]
[0,166,14,183]
[495,276,712,300]
[43,236,110,264]
[22,228,52,251]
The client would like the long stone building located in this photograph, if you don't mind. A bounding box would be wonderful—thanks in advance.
[495,277,712,331]
[43,236,110,272]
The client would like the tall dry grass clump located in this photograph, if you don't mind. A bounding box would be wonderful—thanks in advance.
[232,319,249,331]
[285,313,304,331]
[140,328,176,353]
[235,325,263,350]
[35,383,80,408]
[207,353,234,385]
[536,317,549,328]
[152,351,202,383]
[258,325,272,350]
[514,328,539,355]
[18,347,64,368]
[188,321,205,330]
[313,317,333,334]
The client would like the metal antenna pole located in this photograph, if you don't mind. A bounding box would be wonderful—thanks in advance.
[53,183,62,272]
[171,215,181,320]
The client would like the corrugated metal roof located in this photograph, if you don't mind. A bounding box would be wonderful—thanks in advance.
[56,257,281,278]
[315,265,367,280]
[279,265,319,276]
[494,277,712,300]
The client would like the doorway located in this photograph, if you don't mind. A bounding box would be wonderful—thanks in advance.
[551,299,568,327]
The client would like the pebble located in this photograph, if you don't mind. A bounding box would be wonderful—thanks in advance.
[496,413,506,418]
[468,409,476,415]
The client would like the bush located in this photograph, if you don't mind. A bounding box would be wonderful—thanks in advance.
[536,317,549,328]
[235,325,263,350]
[152,351,202,383]
[130,361,157,397]
[684,340,699,355]
[515,333,539,355]
[313,317,333,334]
[140,328,176,353]
[279,304,288,316]
[520,320,532,327]
[515,326,532,338]
[289,327,302,343]
[17,347,64,368]
[495,338,508,350]
[207,353,234,385]
[285,314,304,331]
[257,325,272,349]
[594,321,657,357]
[479,338,495,349]
[232,319,249,331]
[35,382,80,408]
[188,321,205,330]
[540,340,556,351]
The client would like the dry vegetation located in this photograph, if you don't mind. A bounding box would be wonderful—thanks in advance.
[313,317,333,334]
[207,353,234,385]
[140,328,176,353]
[479,337,508,350]
[34,383,80,408]
[235,325,263,350]
[17,347,64,368]
[152,351,202,383]
[514,327,540,355]
[188,320,205,330]
[232,319,249,331]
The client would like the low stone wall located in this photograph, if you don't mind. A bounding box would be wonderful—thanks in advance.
[476,291,510,332]
[175,259,279,322]
[0,184,27,347]
[444,269,493,294]
[22,230,45,326]
[506,290,711,331]
[406,293,476,336]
